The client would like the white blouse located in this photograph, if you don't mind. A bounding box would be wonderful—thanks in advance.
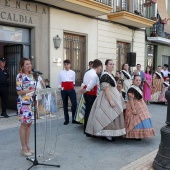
[82,69,99,91]
[58,69,75,88]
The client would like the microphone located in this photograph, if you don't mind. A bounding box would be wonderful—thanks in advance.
[32,69,43,75]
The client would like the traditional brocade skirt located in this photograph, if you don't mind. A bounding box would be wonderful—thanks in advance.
[74,94,86,124]
[85,87,126,137]
[158,86,168,102]
[151,79,163,102]
[125,99,155,139]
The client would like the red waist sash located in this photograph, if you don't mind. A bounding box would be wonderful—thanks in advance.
[84,85,97,96]
[62,82,74,90]
[163,77,167,81]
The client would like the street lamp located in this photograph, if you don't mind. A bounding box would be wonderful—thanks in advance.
[53,35,61,49]
[153,85,170,169]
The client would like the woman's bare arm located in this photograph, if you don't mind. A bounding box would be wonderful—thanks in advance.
[17,90,34,96]
[40,80,46,89]
[104,87,115,107]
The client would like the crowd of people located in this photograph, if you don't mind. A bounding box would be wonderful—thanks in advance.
[57,60,170,142]
[73,60,158,141]
[0,57,169,157]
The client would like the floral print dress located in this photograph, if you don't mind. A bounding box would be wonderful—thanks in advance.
[16,73,35,123]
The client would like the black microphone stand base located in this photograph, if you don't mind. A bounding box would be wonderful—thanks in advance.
[26,157,60,170]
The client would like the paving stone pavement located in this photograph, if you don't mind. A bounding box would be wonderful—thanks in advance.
[0,109,64,130]
[0,104,167,170]
[120,150,157,170]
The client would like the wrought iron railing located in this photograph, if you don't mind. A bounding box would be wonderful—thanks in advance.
[150,14,170,40]
[108,0,157,19]
[94,0,113,6]
[94,0,157,20]
[111,0,145,14]
[150,23,170,40]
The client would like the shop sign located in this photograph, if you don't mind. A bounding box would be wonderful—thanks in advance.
[2,0,47,14]
[0,11,33,24]
[0,0,47,24]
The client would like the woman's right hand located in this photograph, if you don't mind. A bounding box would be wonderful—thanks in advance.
[109,100,115,107]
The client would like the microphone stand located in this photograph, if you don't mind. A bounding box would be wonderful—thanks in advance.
[26,72,60,170]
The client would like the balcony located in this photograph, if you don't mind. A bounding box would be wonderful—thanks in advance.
[107,0,155,28]
[147,22,170,45]
[34,0,113,16]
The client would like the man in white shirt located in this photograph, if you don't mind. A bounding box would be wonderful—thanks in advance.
[161,64,169,81]
[80,59,103,136]
[58,60,78,125]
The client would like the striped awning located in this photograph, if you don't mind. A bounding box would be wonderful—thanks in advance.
[157,0,170,33]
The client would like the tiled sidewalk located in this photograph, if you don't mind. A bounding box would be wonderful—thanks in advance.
[120,150,158,170]
[0,108,64,130]
[0,87,81,130]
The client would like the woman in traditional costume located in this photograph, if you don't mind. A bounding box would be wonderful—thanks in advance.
[151,66,164,102]
[121,63,132,93]
[158,81,169,103]
[85,59,126,141]
[143,66,152,105]
[125,75,155,139]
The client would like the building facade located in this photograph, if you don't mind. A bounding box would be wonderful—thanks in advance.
[1,0,156,110]
[47,0,155,87]
[0,0,49,109]
[146,0,170,71]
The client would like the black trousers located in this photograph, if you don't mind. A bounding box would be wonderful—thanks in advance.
[0,86,8,113]
[83,93,96,134]
[61,89,77,122]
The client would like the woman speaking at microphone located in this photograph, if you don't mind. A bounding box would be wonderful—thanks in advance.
[16,58,36,157]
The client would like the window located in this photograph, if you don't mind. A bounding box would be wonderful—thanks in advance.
[64,33,86,86]
[0,25,30,43]
[147,45,155,72]
[116,42,130,70]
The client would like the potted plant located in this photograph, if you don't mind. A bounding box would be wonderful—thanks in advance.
[161,18,168,24]
[151,31,158,37]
